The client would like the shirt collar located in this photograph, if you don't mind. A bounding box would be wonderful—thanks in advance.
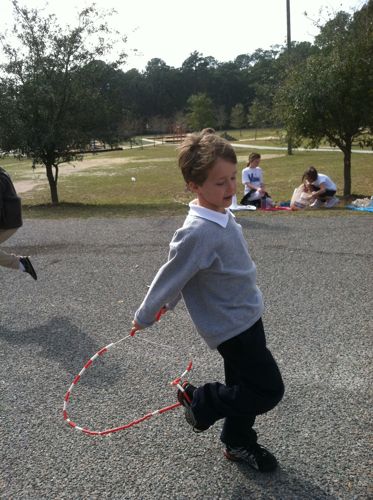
[188,202,231,228]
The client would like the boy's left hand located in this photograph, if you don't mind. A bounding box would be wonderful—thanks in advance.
[130,307,166,336]
[130,319,142,336]
[155,306,167,320]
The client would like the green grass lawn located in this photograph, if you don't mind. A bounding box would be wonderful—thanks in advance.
[1,130,372,218]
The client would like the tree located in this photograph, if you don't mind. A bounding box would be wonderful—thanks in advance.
[0,1,126,204]
[215,105,228,131]
[186,93,216,131]
[245,47,281,129]
[247,99,270,139]
[234,53,253,70]
[213,62,251,112]
[179,52,219,104]
[181,51,218,72]
[274,1,373,196]
[77,60,127,148]
[142,59,182,118]
[230,103,246,135]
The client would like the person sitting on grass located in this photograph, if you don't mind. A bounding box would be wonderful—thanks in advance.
[240,153,273,208]
[131,130,284,473]
[302,166,339,208]
[290,181,314,210]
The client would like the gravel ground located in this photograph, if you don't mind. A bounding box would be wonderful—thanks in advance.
[0,214,372,499]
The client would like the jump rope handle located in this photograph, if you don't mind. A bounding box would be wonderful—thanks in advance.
[130,306,167,337]
[155,306,167,321]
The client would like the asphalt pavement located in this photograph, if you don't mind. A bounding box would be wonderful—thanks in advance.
[0,213,372,499]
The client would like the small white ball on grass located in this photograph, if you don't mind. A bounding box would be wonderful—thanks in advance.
[131,177,136,182]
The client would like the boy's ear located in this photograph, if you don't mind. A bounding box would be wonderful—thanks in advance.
[187,181,199,193]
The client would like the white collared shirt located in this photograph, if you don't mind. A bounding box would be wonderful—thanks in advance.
[188,202,231,228]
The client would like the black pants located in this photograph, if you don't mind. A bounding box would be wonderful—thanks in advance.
[191,319,284,446]
[314,188,336,201]
[240,191,271,207]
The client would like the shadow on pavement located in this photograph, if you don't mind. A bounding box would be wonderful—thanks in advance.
[0,316,121,387]
[230,464,335,499]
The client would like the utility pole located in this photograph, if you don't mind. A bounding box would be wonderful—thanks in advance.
[286,0,293,155]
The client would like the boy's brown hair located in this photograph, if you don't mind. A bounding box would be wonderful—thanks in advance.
[178,131,237,186]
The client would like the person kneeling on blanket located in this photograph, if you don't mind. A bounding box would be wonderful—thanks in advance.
[302,166,339,209]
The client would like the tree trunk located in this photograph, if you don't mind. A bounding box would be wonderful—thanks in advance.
[46,164,59,204]
[343,142,352,196]
[286,0,292,156]
[287,135,293,156]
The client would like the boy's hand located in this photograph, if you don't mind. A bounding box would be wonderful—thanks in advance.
[130,307,166,336]
[130,319,142,336]
[155,306,167,321]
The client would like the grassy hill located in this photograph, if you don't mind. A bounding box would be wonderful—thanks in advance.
[1,129,372,218]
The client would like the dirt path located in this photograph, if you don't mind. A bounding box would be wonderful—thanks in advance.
[15,179,44,194]
[14,157,134,194]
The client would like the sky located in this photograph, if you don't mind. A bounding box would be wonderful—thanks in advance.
[0,0,367,71]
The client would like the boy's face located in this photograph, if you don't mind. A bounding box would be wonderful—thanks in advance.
[188,158,237,213]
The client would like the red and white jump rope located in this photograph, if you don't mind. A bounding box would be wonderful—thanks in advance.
[63,308,193,436]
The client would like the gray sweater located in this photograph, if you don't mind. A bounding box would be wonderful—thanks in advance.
[135,205,264,349]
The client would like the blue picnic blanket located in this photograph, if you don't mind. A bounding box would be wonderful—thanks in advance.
[346,205,373,212]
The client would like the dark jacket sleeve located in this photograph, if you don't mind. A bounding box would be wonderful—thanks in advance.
[0,169,23,229]
[0,178,3,217]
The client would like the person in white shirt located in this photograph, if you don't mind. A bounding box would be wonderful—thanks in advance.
[240,153,273,208]
[302,166,339,208]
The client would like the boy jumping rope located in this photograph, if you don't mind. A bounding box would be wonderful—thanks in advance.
[131,131,284,472]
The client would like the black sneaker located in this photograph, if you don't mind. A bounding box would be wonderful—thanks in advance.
[177,381,209,433]
[224,443,278,472]
[19,256,37,280]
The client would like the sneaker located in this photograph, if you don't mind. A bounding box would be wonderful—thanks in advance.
[310,199,322,208]
[224,443,278,473]
[19,256,37,280]
[325,197,339,208]
[266,197,274,208]
[177,382,209,433]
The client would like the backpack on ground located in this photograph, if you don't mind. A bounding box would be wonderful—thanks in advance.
[0,167,23,229]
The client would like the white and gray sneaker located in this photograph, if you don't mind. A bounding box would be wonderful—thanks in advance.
[310,199,322,208]
[325,197,339,208]
[224,443,278,472]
